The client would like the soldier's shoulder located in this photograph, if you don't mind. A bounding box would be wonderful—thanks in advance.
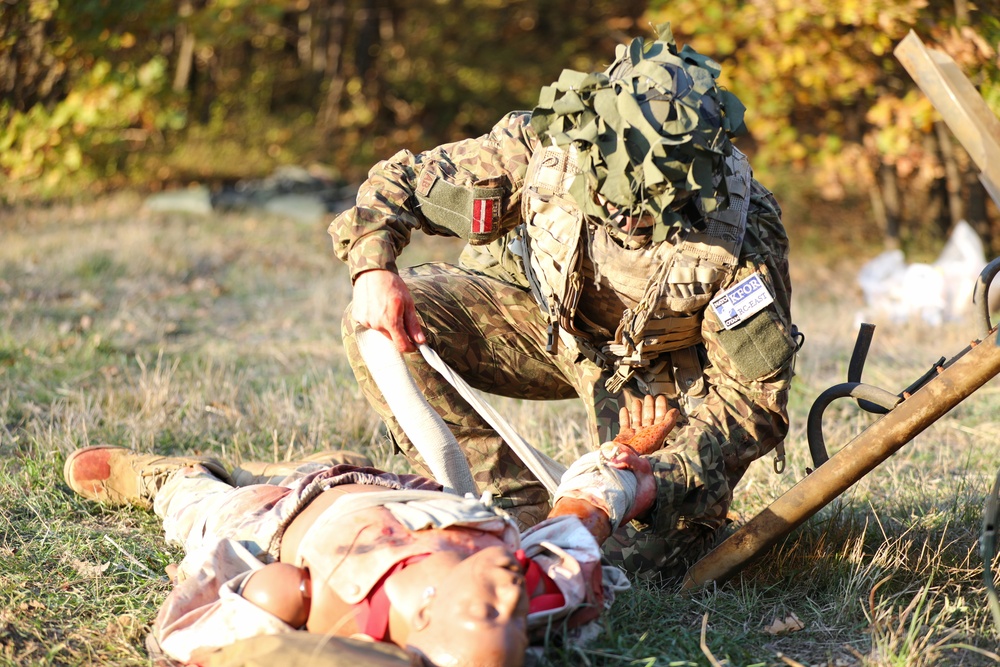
[491,111,541,149]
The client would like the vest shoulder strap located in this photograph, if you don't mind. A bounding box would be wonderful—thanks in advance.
[679,148,753,268]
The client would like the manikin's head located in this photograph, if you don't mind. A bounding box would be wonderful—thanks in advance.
[399,546,531,667]
[531,23,748,242]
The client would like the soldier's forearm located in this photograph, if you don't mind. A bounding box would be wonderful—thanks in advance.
[329,151,424,273]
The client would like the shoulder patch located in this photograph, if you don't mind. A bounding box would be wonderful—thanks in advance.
[415,175,505,241]
[470,181,504,238]
[472,197,496,234]
[709,271,773,330]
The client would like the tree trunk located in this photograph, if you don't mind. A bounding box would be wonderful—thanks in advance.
[173,0,196,94]
[318,0,348,146]
[911,131,946,240]
[935,120,965,229]
[298,11,313,69]
[872,164,902,249]
[966,169,993,254]
[954,0,969,25]
[356,0,379,84]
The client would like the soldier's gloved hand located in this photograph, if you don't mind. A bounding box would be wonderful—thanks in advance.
[614,394,678,455]
[352,269,426,353]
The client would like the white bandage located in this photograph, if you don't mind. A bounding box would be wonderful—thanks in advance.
[354,328,478,497]
[553,444,638,532]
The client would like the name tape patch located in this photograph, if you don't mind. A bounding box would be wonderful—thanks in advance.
[710,272,774,330]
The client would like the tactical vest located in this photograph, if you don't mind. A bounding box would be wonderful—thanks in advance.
[515,143,753,397]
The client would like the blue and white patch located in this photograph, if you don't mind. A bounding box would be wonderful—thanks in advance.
[710,272,774,330]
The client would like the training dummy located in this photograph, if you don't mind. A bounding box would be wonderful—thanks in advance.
[64,397,675,667]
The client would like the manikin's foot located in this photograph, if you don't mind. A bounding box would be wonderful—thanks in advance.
[231,450,374,487]
[64,445,233,508]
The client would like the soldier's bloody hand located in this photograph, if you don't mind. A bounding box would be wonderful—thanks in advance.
[614,394,677,455]
[352,269,426,353]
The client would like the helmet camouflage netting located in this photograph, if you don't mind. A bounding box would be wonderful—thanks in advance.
[530,23,747,241]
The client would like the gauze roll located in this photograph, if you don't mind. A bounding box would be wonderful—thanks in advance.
[553,443,638,531]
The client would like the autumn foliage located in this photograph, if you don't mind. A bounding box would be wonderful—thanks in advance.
[1,0,997,251]
[651,0,1000,251]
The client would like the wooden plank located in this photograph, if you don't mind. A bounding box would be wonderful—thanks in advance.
[895,30,1000,207]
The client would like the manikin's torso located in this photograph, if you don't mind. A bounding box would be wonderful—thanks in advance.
[278,484,510,638]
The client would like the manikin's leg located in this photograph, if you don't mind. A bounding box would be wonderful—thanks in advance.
[65,446,310,560]
[153,465,291,557]
[156,452,378,557]
[65,446,388,564]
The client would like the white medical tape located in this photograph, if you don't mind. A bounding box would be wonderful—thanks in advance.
[417,344,567,496]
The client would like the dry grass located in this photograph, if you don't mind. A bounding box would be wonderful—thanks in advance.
[0,194,998,665]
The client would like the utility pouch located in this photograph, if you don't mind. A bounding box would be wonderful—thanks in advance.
[706,304,796,382]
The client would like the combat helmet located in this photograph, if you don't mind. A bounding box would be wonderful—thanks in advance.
[530,24,747,242]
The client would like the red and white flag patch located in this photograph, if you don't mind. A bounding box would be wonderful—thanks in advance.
[472,198,494,234]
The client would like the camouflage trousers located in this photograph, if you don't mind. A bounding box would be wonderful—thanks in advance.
[153,466,290,560]
[343,262,736,577]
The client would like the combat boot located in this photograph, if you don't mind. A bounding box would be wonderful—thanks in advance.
[64,445,233,509]
[231,450,373,486]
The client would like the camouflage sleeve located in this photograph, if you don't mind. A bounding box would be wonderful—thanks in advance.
[328,111,539,281]
[644,180,796,536]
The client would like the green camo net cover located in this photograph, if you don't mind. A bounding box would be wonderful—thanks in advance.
[530,24,748,242]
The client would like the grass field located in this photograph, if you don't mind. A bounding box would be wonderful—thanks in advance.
[1,194,998,666]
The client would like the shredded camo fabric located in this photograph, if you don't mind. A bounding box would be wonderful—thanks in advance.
[530,23,747,242]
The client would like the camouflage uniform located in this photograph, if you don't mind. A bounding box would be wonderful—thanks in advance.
[332,42,795,577]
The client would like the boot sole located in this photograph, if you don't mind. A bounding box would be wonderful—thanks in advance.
[63,445,128,504]
[64,445,235,503]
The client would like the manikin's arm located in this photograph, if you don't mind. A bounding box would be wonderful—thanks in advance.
[239,562,311,629]
[548,395,677,545]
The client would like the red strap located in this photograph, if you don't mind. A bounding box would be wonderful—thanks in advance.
[515,549,566,614]
[356,554,430,641]
[359,549,567,640]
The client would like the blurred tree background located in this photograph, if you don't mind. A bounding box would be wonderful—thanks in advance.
[2,0,998,255]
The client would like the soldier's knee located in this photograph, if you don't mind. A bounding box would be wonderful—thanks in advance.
[602,521,720,580]
[341,303,368,374]
[492,486,550,532]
